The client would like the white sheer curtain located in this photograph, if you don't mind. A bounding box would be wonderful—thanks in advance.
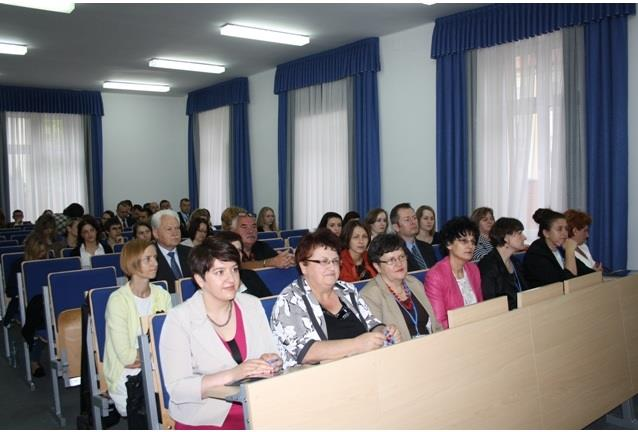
[293,78,350,229]
[6,112,87,218]
[198,106,230,222]
[475,30,566,239]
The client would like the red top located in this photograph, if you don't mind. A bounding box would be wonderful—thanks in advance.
[174,303,246,430]
[339,248,377,282]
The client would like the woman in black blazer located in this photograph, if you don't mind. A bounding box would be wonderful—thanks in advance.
[523,208,593,288]
[479,217,528,310]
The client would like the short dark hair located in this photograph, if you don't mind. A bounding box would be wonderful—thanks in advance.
[489,217,524,247]
[439,216,479,256]
[188,217,209,241]
[341,220,370,250]
[102,210,115,219]
[133,222,152,239]
[343,211,360,226]
[63,203,84,218]
[211,230,243,248]
[367,234,405,264]
[389,203,412,225]
[295,229,341,265]
[317,212,342,229]
[189,238,241,289]
[140,208,152,218]
[13,209,23,217]
[180,198,190,204]
[132,204,143,212]
[77,217,100,246]
[103,217,122,231]
[532,208,565,238]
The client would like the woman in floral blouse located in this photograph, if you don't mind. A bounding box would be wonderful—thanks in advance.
[270,230,400,369]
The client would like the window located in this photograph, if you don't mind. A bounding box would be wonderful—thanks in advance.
[6,111,87,218]
[198,106,230,220]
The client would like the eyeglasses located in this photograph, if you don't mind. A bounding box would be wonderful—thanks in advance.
[379,255,407,267]
[305,258,341,267]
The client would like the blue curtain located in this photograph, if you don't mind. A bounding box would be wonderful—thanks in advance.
[275,38,381,229]
[584,15,628,271]
[186,77,252,211]
[0,85,104,215]
[435,53,468,223]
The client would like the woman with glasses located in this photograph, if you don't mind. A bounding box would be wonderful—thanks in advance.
[424,217,483,329]
[270,230,400,369]
[360,234,442,342]
[478,218,528,310]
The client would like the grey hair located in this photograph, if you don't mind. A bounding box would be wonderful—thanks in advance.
[230,212,251,231]
[151,209,180,229]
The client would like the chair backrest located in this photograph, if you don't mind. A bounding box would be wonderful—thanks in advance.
[153,280,169,291]
[0,244,24,256]
[280,229,309,239]
[48,267,118,321]
[149,314,171,417]
[1,251,24,295]
[260,295,278,320]
[262,238,285,249]
[176,277,198,302]
[257,231,278,240]
[432,244,443,262]
[21,257,82,301]
[0,239,18,247]
[287,235,303,249]
[90,253,124,277]
[255,266,300,295]
[10,233,29,244]
[563,271,603,294]
[88,286,118,363]
[516,282,563,308]
[448,296,509,329]
[408,269,427,284]
[113,243,124,253]
[60,247,74,257]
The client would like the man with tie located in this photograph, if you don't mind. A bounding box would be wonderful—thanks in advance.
[151,209,192,293]
[177,197,191,236]
[390,203,436,272]
[115,201,134,229]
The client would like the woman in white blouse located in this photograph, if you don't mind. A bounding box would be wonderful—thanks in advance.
[72,217,112,268]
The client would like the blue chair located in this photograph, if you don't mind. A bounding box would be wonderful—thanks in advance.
[0,239,18,247]
[87,286,118,430]
[432,244,443,262]
[10,233,29,244]
[1,251,24,365]
[0,244,25,256]
[44,267,118,425]
[353,279,371,291]
[176,278,197,303]
[280,229,309,239]
[512,252,526,266]
[408,269,428,284]
[153,280,168,291]
[287,235,303,249]
[262,238,285,249]
[255,267,300,295]
[113,243,124,253]
[91,253,124,278]
[257,231,278,240]
[60,248,74,257]
[260,295,278,319]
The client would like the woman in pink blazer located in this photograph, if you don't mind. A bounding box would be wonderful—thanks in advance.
[425,217,483,329]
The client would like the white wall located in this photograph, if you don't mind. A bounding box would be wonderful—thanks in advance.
[627,11,637,269]
[101,92,188,212]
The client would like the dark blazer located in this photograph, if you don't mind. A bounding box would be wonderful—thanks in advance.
[523,238,594,289]
[479,249,528,310]
[240,269,272,298]
[178,211,190,237]
[403,239,437,272]
[153,243,193,293]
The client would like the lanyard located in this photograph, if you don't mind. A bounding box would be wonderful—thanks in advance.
[395,282,420,337]
[512,266,523,292]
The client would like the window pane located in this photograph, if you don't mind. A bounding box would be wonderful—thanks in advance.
[198,106,230,221]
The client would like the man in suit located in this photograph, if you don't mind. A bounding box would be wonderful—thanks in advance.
[390,203,436,272]
[115,201,134,229]
[151,209,192,293]
[177,197,191,236]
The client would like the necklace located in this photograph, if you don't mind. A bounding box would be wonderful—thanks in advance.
[207,302,233,327]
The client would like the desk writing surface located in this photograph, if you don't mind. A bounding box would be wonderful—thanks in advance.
[517,281,563,308]
[616,274,638,392]
[563,271,603,294]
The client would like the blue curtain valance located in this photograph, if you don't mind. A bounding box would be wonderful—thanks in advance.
[274,37,380,94]
[431,3,635,59]
[186,77,249,115]
[0,85,103,115]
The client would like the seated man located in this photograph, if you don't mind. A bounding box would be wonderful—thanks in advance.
[231,213,295,270]
[151,209,192,293]
[390,203,436,272]
[103,218,124,249]
[8,209,25,227]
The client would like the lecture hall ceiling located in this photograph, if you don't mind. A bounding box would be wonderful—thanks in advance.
[0,3,482,96]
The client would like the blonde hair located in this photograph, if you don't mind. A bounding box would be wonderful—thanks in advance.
[120,239,154,277]
[256,207,278,232]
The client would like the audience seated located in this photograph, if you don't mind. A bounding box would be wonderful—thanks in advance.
[103,218,124,249]
[523,208,592,288]
[190,207,214,236]
[103,239,172,427]
[160,199,172,210]
[159,239,282,429]
[424,217,483,329]
[361,234,442,341]
[390,203,436,272]
[270,230,400,369]
[564,209,603,272]
[177,198,191,236]
[339,220,376,282]
[364,208,388,240]
[115,201,134,229]
[317,212,343,238]
[181,217,208,248]
[132,221,153,242]
[478,217,528,310]
[221,206,246,231]
[51,217,80,257]
[151,209,192,293]
[137,207,152,224]
[256,206,279,233]
[8,209,26,227]
[232,213,295,270]
[470,207,495,262]
[72,217,113,269]
[342,211,360,226]
[416,205,441,245]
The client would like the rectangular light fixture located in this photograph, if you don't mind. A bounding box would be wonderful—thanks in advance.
[220,24,309,46]
[0,1,75,13]
[149,58,225,74]
[103,81,170,93]
[0,42,27,55]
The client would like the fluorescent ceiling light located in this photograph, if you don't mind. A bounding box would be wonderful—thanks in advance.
[0,1,75,13]
[220,24,309,46]
[149,58,225,74]
[0,42,27,55]
[103,81,170,93]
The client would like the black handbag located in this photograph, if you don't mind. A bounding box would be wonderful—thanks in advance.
[125,373,148,430]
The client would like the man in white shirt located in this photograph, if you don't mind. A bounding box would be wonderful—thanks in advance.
[151,209,192,293]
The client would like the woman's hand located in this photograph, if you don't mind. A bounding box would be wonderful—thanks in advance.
[354,331,385,353]
[259,353,283,373]
[385,324,401,343]
[233,358,276,381]
[563,238,578,252]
